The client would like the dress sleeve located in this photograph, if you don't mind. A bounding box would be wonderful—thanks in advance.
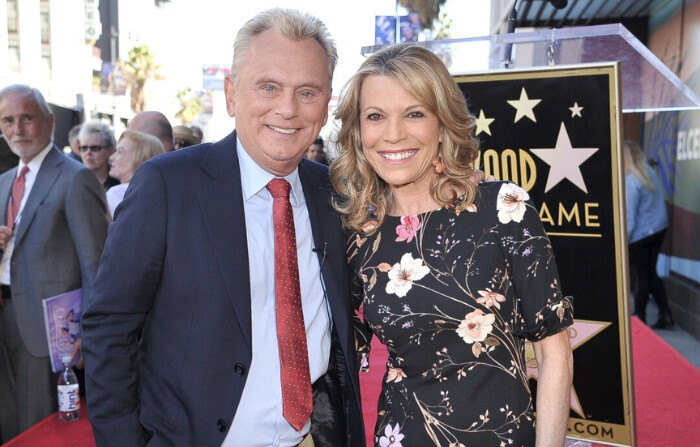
[347,230,374,372]
[496,183,574,341]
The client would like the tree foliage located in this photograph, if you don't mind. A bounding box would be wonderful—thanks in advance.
[431,10,453,40]
[121,45,163,113]
[398,0,448,29]
[175,88,203,124]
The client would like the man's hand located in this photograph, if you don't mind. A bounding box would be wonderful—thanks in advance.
[0,225,10,306]
[0,225,13,251]
[71,337,85,370]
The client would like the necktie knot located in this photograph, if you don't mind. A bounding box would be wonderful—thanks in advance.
[18,166,29,179]
[7,166,30,227]
[267,178,291,200]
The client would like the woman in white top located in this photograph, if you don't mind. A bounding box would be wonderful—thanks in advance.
[107,130,164,217]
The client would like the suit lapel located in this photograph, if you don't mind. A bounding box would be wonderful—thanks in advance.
[197,132,252,349]
[14,147,62,247]
[299,161,353,345]
[299,164,330,263]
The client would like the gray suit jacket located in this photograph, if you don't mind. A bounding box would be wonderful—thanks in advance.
[0,146,109,357]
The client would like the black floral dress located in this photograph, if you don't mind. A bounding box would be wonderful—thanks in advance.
[347,181,574,447]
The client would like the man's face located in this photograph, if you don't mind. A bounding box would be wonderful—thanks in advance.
[224,30,331,176]
[0,93,54,163]
[79,133,114,173]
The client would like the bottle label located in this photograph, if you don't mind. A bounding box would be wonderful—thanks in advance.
[58,384,80,412]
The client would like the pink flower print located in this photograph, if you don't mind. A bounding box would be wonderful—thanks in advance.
[378,263,393,273]
[355,301,365,323]
[379,423,405,447]
[386,366,407,383]
[476,289,506,309]
[457,309,496,344]
[395,215,421,242]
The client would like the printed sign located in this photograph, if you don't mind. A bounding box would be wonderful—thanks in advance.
[456,63,634,446]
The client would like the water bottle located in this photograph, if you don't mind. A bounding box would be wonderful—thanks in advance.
[57,356,80,422]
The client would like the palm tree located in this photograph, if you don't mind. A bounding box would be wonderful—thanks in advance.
[175,88,204,124]
[121,45,163,113]
[398,0,448,29]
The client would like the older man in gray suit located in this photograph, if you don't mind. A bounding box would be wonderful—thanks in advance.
[0,84,109,442]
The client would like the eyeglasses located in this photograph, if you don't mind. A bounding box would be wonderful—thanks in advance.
[79,145,106,153]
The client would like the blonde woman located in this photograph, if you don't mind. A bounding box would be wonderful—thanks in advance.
[106,129,164,216]
[331,44,573,447]
[624,140,673,328]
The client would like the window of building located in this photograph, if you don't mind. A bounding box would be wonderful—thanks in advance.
[7,0,20,72]
[40,0,52,78]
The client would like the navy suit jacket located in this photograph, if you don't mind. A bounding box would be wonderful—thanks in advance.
[82,131,365,446]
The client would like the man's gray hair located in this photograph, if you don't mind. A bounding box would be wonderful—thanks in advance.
[231,8,338,86]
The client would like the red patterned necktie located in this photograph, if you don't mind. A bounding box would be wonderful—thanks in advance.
[7,166,29,228]
[266,178,313,431]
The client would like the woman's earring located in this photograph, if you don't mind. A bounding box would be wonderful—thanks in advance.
[432,157,444,174]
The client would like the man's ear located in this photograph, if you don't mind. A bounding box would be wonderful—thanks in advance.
[224,76,236,117]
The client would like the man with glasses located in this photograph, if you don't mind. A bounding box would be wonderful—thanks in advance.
[0,84,109,443]
[78,121,119,190]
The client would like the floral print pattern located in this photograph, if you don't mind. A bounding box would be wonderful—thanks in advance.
[379,423,405,447]
[496,182,529,223]
[385,253,430,297]
[395,215,422,242]
[348,182,573,447]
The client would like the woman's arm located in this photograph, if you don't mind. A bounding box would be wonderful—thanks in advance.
[532,329,574,447]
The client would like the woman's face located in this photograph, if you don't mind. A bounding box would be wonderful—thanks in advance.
[359,75,441,192]
[110,137,136,183]
[305,143,324,162]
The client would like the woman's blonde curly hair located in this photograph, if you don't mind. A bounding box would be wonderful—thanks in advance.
[330,43,480,233]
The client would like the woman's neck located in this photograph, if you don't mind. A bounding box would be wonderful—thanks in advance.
[389,184,441,216]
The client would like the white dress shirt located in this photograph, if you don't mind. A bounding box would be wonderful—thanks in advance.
[223,139,331,447]
[0,142,54,285]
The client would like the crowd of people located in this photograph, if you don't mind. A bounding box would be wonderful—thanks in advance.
[0,7,601,447]
[0,86,198,444]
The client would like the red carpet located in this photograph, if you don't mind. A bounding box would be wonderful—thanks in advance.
[359,317,700,447]
[608,317,700,446]
[4,317,699,446]
[2,399,92,447]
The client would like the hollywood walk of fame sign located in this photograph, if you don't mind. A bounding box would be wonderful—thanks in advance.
[456,63,634,446]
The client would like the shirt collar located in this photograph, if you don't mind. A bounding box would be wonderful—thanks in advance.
[236,136,304,206]
[18,141,53,176]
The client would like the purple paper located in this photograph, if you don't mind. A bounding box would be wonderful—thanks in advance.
[42,289,82,372]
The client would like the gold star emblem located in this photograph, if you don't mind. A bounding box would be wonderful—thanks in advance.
[474,109,495,136]
[507,87,541,123]
[530,123,599,193]
[569,102,583,117]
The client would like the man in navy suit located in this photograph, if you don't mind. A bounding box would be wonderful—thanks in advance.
[81,8,365,447]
